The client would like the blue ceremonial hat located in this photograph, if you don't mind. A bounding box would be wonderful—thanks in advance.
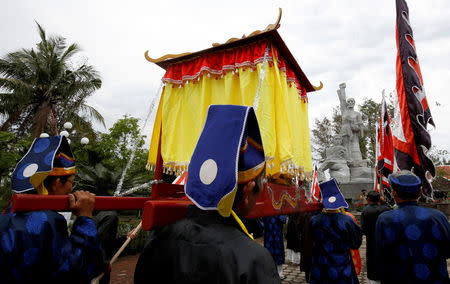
[319,178,348,210]
[389,171,421,193]
[12,136,75,194]
[185,105,265,217]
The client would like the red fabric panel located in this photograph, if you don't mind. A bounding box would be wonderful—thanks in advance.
[161,40,307,100]
[395,25,420,164]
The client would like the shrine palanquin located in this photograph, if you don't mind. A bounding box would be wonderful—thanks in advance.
[146,11,322,182]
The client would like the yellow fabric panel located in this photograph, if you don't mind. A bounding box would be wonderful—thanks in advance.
[30,172,50,195]
[157,70,260,169]
[217,187,237,217]
[255,63,277,174]
[299,98,313,174]
[270,54,294,165]
[147,90,164,168]
[148,63,312,178]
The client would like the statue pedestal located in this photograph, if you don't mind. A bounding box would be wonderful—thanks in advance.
[348,160,373,183]
[350,167,373,183]
[339,181,374,201]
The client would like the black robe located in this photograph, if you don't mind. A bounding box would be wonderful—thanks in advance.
[286,213,300,253]
[361,203,391,280]
[134,206,280,284]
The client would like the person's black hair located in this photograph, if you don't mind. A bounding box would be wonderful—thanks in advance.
[367,190,380,203]
[232,173,263,208]
[43,175,72,190]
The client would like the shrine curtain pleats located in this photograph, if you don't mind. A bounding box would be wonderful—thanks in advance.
[148,40,313,179]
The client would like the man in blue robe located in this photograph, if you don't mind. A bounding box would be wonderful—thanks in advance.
[263,215,287,279]
[0,136,107,284]
[375,170,450,283]
[310,179,362,284]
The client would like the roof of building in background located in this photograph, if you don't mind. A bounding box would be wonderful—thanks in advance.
[432,165,450,192]
[436,165,450,179]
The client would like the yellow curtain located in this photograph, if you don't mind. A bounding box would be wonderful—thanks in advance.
[148,53,312,179]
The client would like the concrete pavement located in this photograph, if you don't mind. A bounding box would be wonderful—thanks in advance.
[109,236,449,283]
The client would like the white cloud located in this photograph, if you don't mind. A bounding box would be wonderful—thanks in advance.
[1,0,449,152]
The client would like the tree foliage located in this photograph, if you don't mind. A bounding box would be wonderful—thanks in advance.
[0,116,153,202]
[74,116,153,196]
[311,108,341,162]
[358,98,379,165]
[0,23,104,138]
[0,132,32,207]
[311,96,395,167]
[428,146,450,166]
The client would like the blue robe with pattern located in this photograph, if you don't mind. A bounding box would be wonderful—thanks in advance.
[375,202,450,283]
[263,216,286,265]
[310,211,362,284]
[0,209,107,284]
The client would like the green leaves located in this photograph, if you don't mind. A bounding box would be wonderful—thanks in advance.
[0,22,103,138]
[0,132,32,208]
[74,116,152,196]
[312,97,394,166]
[311,108,341,161]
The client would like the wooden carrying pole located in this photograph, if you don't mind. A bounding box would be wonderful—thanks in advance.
[91,222,142,284]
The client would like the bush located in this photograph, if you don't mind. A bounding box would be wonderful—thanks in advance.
[117,216,150,255]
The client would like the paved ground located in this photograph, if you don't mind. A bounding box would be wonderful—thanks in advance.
[110,236,449,283]
[110,254,137,284]
[281,237,368,284]
[109,238,368,283]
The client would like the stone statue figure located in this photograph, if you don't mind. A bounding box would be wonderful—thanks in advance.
[337,83,365,162]
[319,135,350,184]
[317,83,374,199]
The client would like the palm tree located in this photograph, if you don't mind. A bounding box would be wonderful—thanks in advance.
[0,23,104,138]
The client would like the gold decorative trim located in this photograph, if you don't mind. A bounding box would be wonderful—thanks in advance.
[48,167,76,176]
[144,50,192,63]
[312,81,324,91]
[212,8,282,47]
[212,37,242,47]
[146,8,282,63]
[266,183,300,210]
[264,8,282,32]
[237,161,266,184]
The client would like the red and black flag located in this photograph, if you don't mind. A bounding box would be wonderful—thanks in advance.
[311,165,321,202]
[377,95,394,189]
[392,0,435,197]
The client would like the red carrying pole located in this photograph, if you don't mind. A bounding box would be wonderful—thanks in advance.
[11,194,151,212]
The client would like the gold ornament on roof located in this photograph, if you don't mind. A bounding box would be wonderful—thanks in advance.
[145,8,282,64]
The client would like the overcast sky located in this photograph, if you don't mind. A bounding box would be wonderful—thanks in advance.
[2,0,449,154]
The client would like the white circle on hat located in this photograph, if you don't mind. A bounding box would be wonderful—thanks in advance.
[328,196,336,203]
[23,163,39,178]
[199,159,218,185]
